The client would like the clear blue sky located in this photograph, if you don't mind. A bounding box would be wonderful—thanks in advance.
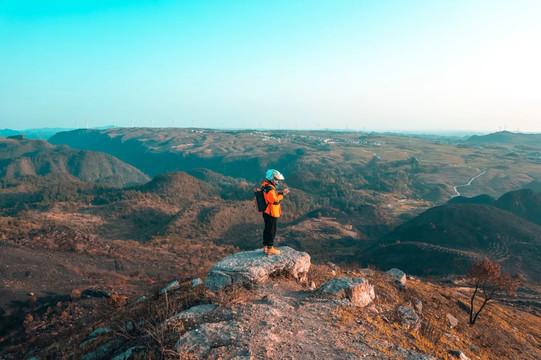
[1,0,540,132]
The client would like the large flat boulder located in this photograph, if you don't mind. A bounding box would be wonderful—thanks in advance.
[205,246,310,292]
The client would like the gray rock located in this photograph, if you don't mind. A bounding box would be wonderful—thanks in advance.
[447,313,458,328]
[192,278,203,287]
[80,327,113,348]
[448,350,470,360]
[396,306,420,329]
[358,268,374,276]
[169,304,218,322]
[89,327,112,338]
[175,321,243,358]
[457,300,470,313]
[112,346,143,360]
[386,268,407,288]
[318,277,375,307]
[82,340,123,360]
[414,298,423,313]
[469,345,480,355]
[396,347,438,360]
[160,280,180,294]
[205,247,310,292]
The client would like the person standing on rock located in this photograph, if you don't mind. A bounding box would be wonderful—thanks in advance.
[261,169,289,255]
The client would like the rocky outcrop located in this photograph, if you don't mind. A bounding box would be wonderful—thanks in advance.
[318,277,375,307]
[396,305,420,329]
[205,247,310,291]
[387,268,407,288]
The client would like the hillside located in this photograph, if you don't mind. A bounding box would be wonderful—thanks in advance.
[494,189,541,226]
[365,203,541,282]
[50,128,541,204]
[0,137,149,187]
[467,131,541,148]
[1,250,539,360]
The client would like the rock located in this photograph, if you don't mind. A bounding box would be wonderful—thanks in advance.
[457,300,471,313]
[176,321,243,358]
[469,345,480,355]
[192,278,203,287]
[169,304,218,322]
[386,268,407,288]
[396,347,438,360]
[358,268,373,276]
[136,296,146,302]
[205,247,310,292]
[82,339,123,360]
[89,327,112,338]
[414,299,423,313]
[445,332,460,341]
[112,346,143,360]
[309,281,316,290]
[161,280,180,294]
[318,277,375,307]
[80,328,112,348]
[447,313,458,328]
[448,350,470,360]
[396,306,419,329]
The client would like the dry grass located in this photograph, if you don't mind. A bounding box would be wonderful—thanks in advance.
[316,265,541,360]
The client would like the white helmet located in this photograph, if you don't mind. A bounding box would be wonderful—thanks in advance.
[265,169,284,183]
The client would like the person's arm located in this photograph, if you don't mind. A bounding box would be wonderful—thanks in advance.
[267,189,284,204]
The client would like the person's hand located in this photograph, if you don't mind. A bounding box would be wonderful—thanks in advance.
[282,188,290,195]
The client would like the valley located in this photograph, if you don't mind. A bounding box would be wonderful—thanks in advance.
[1,129,540,357]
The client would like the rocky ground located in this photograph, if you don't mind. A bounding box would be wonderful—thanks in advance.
[2,247,540,360]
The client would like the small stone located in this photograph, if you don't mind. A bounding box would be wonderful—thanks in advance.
[414,299,423,313]
[386,268,407,288]
[469,345,480,355]
[168,304,218,325]
[358,268,373,276]
[136,296,146,302]
[160,280,180,294]
[447,313,458,328]
[396,306,419,329]
[192,278,203,287]
[448,350,470,360]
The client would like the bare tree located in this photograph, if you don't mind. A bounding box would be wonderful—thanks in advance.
[466,261,519,325]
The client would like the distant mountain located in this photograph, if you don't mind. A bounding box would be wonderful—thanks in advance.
[0,137,149,187]
[364,203,541,282]
[494,189,541,226]
[467,131,541,147]
[0,128,74,140]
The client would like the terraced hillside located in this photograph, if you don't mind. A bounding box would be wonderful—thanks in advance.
[365,203,541,281]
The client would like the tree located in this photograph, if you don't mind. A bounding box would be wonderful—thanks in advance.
[466,261,519,325]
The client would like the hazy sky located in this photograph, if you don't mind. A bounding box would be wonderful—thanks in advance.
[1,0,540,132]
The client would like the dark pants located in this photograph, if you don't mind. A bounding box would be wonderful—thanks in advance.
[263,212,278,247]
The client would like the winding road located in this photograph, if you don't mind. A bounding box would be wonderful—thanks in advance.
[453,170,487,196]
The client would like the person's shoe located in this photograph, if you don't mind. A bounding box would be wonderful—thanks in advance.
[263,246,268,254]
[266,246,280,255]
